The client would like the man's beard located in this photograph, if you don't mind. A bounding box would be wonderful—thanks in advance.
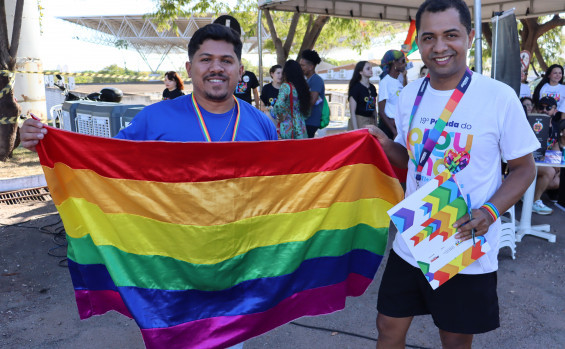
[205,91,229,101]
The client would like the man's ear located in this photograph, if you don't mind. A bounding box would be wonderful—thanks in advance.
[467,29,475,48]
[186,61,192,78]
[239,64,245,78]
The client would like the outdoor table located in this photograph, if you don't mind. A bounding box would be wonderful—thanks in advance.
[516,161,564,243]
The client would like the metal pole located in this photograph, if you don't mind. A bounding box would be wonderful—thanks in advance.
[474,0,482,73]
[258,10,264,90]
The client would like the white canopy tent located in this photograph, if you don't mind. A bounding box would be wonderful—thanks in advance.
[257,0,565,79]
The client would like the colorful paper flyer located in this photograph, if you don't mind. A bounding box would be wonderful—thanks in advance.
[388,170,491,290]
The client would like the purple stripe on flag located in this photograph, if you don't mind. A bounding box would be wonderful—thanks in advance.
[140,273,372,349]
[75,290,132,320]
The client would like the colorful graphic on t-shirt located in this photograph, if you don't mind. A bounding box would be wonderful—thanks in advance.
[268,97,277,107]
[236,82,247,94]
[542,92,561,102]
[409,123,474,181]
[365,96,376,111]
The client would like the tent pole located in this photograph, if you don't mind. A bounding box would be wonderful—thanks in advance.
[474,0,482,73]
[258,10,264,91]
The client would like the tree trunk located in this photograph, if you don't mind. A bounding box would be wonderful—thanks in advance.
[519,16,565,74]
[0,0,24,160]
[297,15,330,58]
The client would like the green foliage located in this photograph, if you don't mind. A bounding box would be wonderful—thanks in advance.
[535,20,565,67]
[149,0,402,59]
[323,58,356,67]
[72,65,152,83]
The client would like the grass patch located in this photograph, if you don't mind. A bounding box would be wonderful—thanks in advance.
[0,146,43,179]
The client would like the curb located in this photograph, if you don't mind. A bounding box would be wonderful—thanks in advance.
[0,174,47,192]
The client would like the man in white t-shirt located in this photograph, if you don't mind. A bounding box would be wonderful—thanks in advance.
[378,50,406,139]
[367,1,539,348]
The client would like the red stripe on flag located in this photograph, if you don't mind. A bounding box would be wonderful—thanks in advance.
[37,128,398,183]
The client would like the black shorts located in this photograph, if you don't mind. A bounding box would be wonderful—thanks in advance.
[377,250,500,334]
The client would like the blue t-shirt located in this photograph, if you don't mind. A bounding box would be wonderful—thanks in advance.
[305,74,325,127]
[115,94,278,142]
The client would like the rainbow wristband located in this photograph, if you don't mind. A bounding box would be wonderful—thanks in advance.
[480,202,500,223]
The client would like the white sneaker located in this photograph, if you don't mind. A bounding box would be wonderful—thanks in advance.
[532,200,553,215]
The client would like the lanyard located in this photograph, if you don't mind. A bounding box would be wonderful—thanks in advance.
[407,68,473,180]
[191,94,241,142]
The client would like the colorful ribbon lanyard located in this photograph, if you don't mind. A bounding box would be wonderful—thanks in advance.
[407,68,473,181]
[191,93,241,142]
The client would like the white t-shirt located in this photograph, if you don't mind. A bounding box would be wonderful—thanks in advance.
[539,83,565,113]
[519,83,531,98]
[378,74,403,119]
[393,73,540,275]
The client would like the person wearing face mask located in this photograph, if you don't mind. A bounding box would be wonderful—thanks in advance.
[378,50,406,139]
[533,64,565,115]
[347,61,378,130]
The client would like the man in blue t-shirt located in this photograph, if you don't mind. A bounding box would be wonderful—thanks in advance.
[20,24,277,148]
[300,49,325,138]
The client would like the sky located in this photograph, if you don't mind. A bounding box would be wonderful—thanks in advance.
[31,0,376,73]
[26,0,565,74]
[36,0,180,72]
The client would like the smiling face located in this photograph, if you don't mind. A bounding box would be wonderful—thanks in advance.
[548,67,563,85]
[186,39,244,103]
[417,8,474,90]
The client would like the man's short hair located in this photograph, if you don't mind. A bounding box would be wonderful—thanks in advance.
[416,0,472,34]
[300,49,322,66]
[537,96,557,108]
[188,24,243,61]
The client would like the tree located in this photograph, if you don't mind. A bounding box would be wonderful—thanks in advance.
[0,0,23,161]
[519,15,565,73]
[150,0,400,67]
[480,15,565,75]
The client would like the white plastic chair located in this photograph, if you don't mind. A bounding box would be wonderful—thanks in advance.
[49,104,63,129]
[498,205,516,259]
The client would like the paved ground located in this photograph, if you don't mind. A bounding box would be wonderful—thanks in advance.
[1,197,564,349]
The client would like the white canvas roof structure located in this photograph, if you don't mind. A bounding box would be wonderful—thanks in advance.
[258,0,565,22]
[59,15,270,72]
[257,0,565,78]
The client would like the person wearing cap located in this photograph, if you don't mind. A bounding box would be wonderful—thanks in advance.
[213,15,260,109]
[532,96,561,214]
[299,49,325,138]
[378,50,406,140]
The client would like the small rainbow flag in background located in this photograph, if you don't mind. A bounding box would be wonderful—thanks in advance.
[402,20,418,56]
[37,128,403,349]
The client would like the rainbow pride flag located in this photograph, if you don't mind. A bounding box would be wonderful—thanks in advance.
[402,20,418,56]
[36,127,403,349]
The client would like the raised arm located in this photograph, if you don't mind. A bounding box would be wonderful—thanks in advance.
[366,124,409,168]
[19,118,47,153]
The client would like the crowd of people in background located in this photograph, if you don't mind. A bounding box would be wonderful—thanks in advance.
[520,63,565,215]
[158,14,565,215]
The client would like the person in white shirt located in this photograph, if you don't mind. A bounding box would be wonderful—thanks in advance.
[519,69,531,98]
[533,64,565,114]
[378,50,406,139]
[367,1,538,348]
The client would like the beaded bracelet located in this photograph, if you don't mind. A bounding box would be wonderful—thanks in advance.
[480,202,500,223]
